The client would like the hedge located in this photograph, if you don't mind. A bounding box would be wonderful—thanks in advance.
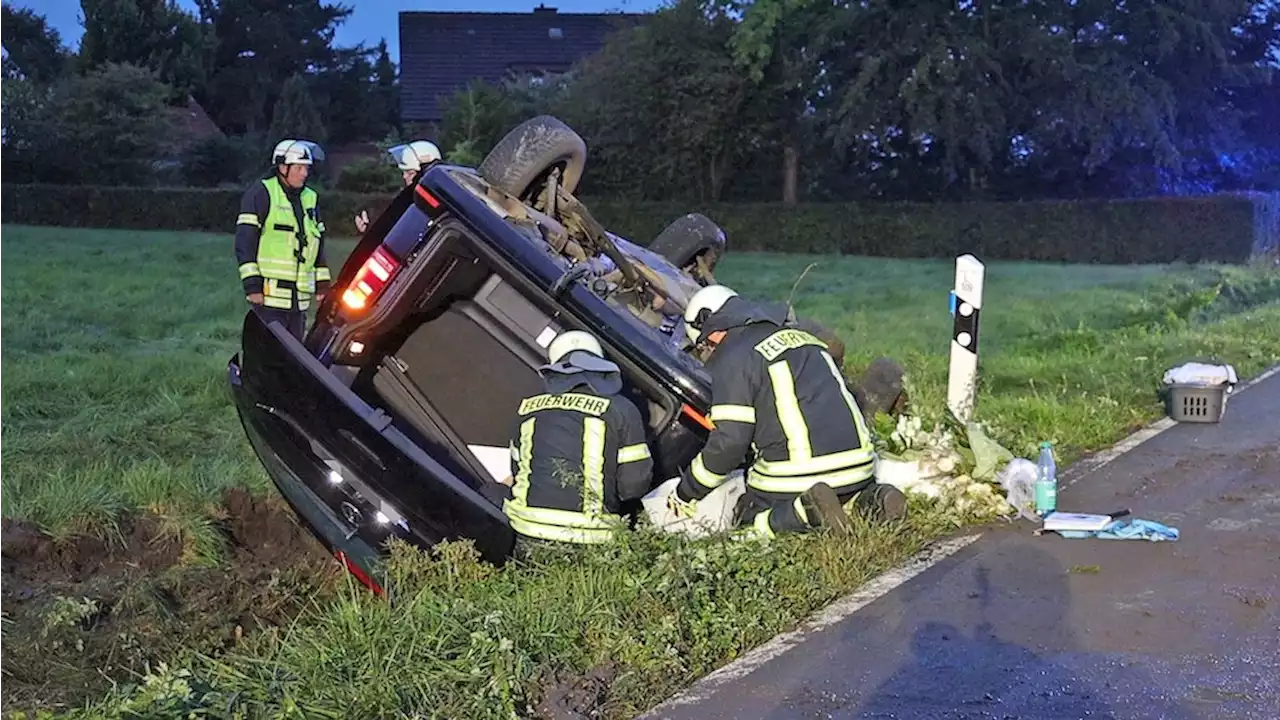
[3,183,1276,264]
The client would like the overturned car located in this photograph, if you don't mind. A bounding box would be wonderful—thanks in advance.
[228,116,847,589]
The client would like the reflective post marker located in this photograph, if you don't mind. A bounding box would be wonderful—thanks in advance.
[947,254,985,423]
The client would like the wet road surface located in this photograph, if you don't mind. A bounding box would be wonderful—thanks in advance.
[643,370,1280,720]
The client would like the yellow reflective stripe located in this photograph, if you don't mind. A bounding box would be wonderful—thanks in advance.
[709,404,756,424]
[768,360,811,461]
[507,515,617,544]
[793,495,810,525]
[315,266,332,282]
[582,417,606,517]
[504,416,621,543]
[237,213,260,227]
[618,443,651,464]
[506,503,622,531]
[752,509,776,538]
[513,418,536,505]
[747,463,874,494]
[690,454,726,490]
[262,295,295,309]
[238,262,261,279]
[821,351,874,450]
[754,447,876,477]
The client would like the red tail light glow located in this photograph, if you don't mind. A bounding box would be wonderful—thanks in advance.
[341,245,400,312]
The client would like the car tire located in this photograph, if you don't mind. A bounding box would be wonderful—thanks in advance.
[478,115,588,199]
[649,213,728,276]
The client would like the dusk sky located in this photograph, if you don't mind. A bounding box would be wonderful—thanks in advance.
[6,0,665,62]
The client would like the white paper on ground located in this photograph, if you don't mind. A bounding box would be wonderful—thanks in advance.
[467,444,512,484]
[1042,512,1116,532]
[876,457,945,498]
[641,472,746,538]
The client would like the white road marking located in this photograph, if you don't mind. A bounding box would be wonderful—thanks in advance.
[638,534,983,717]
[639,364,1280,719]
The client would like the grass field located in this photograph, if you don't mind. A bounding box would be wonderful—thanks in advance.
[3,224,1280,718]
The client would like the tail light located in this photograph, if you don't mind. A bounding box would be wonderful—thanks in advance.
[341,245,400,312]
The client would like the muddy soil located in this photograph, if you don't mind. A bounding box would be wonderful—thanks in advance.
[1,488,340,715]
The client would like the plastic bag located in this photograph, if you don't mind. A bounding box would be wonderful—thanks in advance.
[641,472,746,538]
[997,458,1039,521]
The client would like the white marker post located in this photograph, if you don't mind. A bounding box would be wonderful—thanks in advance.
[947,254,985,423]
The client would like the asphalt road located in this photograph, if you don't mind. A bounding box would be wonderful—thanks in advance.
[644,370,1280,720]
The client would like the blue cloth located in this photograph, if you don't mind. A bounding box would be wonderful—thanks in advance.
[1057,518,1180,542]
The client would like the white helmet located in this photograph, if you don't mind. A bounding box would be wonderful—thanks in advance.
[547,330,604,365]
[389,141,442,172]
[684,284,739,343]
[272,139,324,166]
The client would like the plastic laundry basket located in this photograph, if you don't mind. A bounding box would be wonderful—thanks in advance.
[1165,383,1230,423]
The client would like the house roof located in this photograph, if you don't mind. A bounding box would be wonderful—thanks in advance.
[399,5,646,122]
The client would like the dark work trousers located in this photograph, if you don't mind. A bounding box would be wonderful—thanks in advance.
[735,479,875,535]
[253,305,307,342]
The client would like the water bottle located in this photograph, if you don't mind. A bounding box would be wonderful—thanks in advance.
[1035,442,1057,517]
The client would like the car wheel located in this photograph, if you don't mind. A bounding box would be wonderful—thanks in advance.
[478,115,588,199]
[649,213,728,280]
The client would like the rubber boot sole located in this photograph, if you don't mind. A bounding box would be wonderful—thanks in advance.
[800,482,854,536]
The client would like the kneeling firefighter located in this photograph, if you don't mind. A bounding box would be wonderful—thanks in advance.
[669,285,907,538]
[500,331,655,555]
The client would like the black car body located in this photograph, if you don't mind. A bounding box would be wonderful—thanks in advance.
[228,122,728,589]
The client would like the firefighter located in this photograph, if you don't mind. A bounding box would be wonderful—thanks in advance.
[500,330,654,556]
[235,139,331,341]
[668,285,907,539]
[354,140,442,233]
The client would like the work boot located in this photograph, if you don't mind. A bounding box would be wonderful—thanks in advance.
[852,482,908,523]
[798,482,854,535]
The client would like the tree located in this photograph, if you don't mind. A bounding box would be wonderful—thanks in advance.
[373,39,401,136]
[437,78,526,165]
[196,0,353,134]
[43,63,174,185]
[552,0,765,201]
[78,0,209,101]
[268,73,328,145]
[1,6,73,83]
[1,72,58,181]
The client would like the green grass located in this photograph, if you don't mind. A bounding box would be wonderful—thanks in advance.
[3,224,1280,718]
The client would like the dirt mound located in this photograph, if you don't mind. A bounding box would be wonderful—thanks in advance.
[1,489,339,715]
[532,663,620,720]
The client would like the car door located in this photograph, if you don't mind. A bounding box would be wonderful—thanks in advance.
[231,309,516,575]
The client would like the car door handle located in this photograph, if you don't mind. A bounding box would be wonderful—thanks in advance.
[339,429,387,470]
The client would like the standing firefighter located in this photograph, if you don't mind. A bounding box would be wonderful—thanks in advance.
[500,331,654,555]
[354,140,442,234]
[235,139,331,340]
[669,285,907,538]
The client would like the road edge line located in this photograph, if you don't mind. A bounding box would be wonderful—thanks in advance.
[636,533,983,717]
[637,364,1279,719]
[1060,363,1280,487]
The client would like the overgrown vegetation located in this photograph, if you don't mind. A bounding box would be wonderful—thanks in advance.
[2,225,1279,717]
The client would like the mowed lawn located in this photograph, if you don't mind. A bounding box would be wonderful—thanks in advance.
[4,224,1280,718]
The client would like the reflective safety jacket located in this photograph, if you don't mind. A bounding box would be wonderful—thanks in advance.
[234,175,331,311]
[676,297,876,503]
[504,378,655,544]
